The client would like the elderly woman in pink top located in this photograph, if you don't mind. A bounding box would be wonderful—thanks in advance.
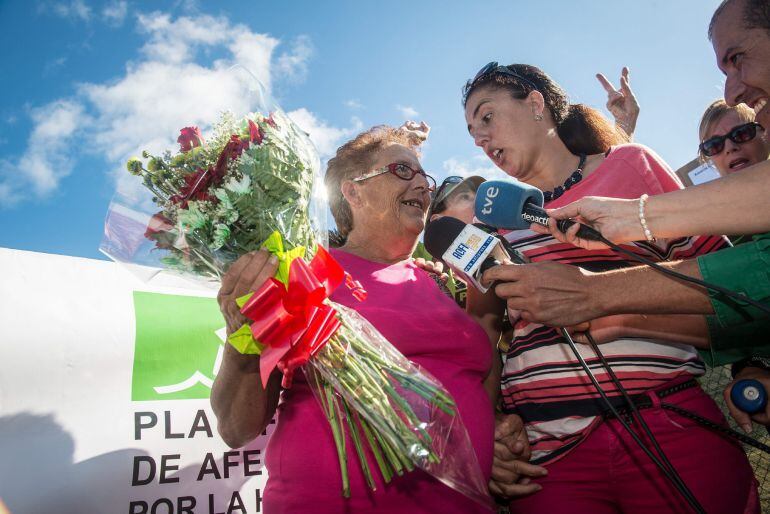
[210,125,542,513]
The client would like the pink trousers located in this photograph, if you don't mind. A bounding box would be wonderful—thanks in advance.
[509,383,759,514]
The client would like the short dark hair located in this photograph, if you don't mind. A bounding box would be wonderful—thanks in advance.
[709,0,770,40]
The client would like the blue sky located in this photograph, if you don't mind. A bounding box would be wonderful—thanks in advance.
[0,0,727,260]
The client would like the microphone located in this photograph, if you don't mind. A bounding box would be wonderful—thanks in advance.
[732,379,768,415]
[474,179,602,241]
[472,222,528,265]
[424,216,515,292]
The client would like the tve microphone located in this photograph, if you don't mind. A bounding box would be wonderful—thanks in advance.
[474,179,602,241]
[424,216,512,292]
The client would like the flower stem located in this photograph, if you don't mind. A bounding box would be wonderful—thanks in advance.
[324,382,349,497]
[342,400,377,491]
[359,415,393,483]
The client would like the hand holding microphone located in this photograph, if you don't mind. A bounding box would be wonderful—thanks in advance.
[481,262,604,327]
[422,215,609,327]
[473,177,653,250]
[469,179,618,327]
[532,188,770,250]
[532,196,648,250]
[474,179,605,242]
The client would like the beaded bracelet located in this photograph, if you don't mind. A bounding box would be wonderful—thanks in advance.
[638,194,656,242]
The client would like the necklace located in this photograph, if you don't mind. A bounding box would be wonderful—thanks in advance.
[543,153,586,202]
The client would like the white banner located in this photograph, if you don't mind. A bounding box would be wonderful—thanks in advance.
[0,248,271,514]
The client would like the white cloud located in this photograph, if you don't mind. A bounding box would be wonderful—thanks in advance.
[396,104,419,119]
[102,0,128,25]
[50,0,92,21]
[226,31,279,91]
[288,108,362,160]
[0,182,13,206]
[79,62,259,162]
[274,35,314,83]
[43,56,67,76]
[0,100,87,206]
[345,99,363,110]
[136,12,234,64]
[4,11,347,209]
[441,155,509,182]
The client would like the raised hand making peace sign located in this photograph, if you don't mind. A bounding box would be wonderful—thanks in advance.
[596,66,639,139]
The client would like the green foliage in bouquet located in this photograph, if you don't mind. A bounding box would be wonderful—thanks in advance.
[126,110,319,279]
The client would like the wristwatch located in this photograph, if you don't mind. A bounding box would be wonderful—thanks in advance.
[732,357,770,378]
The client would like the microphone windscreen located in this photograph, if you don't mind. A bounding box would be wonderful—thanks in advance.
[474,179,544,230]
[424,216,467,260]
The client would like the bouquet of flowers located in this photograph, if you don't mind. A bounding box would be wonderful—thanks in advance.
[102,108,323,281]
[100,82,492,509]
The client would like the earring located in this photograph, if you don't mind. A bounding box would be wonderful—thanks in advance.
[534,113,543,121]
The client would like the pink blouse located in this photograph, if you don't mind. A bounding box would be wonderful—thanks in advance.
[262,249,495,513]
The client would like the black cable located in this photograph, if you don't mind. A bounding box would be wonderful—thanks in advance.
[661,402,770,454]
[543,221,767,513]
[495,219,746,511]
[559,328,706,514]
[598,235,770,317]
[585,331,700,507]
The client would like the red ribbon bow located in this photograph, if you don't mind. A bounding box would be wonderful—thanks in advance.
[240,246,361,389]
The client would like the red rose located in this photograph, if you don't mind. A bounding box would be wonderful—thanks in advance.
[170,132,249,207]
[177,126,205,152]
[170,168,213,207]
[248,119,264,144]
[229,134,252,159]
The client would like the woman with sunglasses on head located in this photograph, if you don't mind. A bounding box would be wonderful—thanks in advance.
[462,63,758,513]
[212,124,547,513]
[536,99,770,432]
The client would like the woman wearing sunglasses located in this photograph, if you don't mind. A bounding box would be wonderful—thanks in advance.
[699,100,768,178]
[212,124,546,513]
[462,62,758,513]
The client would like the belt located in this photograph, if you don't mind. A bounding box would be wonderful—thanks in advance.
[603,378,698,419]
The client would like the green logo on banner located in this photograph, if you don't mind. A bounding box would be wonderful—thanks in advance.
[131,291,226,401]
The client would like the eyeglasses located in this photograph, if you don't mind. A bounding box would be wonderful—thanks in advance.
[352,162,436,191]
[699,122,764,157]
[462,61,538,101]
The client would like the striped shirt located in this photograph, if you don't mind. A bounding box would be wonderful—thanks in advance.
[501,144,728,465]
